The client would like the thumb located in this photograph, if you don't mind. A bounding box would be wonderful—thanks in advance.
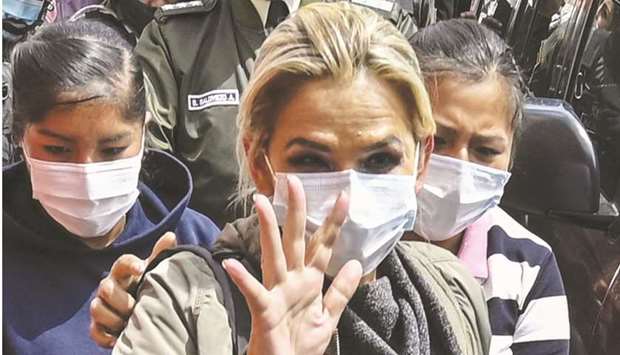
[147,232,177,264]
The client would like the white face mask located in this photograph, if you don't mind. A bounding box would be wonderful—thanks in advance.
[414,154,511,242]
[272,146,420,277]
[23,146,143,238]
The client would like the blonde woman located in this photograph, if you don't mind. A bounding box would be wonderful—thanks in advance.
[109,3,490,354]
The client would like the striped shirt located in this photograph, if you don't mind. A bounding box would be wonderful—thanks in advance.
[458,207,570,355]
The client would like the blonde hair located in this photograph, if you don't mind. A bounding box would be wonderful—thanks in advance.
[235,1,435,208]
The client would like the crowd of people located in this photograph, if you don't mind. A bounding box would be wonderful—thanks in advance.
[6,0,612,353]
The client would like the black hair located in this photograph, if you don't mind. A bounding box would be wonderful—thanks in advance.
[410,19,526,136]
[10,20,145,140]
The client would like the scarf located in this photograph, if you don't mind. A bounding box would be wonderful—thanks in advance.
[332,250,461,355]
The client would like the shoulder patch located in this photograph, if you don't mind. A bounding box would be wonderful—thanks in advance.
[188,89,239,111]
[155,0,217,23]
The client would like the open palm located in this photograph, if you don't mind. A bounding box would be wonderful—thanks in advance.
[223,176,362,355]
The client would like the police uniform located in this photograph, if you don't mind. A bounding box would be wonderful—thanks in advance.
[137,0,421,227]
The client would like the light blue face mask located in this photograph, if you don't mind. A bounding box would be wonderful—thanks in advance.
[3,0,45,24]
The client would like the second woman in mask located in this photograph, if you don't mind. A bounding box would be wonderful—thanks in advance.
[410,19,570,355]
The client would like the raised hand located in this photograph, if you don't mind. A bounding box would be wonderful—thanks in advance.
[223,175,362,355]
[89,232,177,347]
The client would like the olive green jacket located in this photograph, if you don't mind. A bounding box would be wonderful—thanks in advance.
[113,215,491,355]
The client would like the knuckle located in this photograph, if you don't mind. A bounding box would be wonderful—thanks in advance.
[116,254,134,266]
[98,279,112,299]
[90,298,100,315]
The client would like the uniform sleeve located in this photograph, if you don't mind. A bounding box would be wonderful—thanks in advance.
[113,252,233,355]
[135,21,179,152]
[510,251,570,355]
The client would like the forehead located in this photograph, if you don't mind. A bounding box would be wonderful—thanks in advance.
[431,75,514,135]
[271,74,415,146]
[31,101,140,137]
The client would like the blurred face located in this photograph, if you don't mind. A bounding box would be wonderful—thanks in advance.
[431,75,514,171]
[249,72,430,194]
[596,0,616,29]
[21,101,143,163]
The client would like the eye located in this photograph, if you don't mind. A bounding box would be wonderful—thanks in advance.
[433,135,448,148]
[43,145,71,155]
[287,154,332,172]
[360,151,402,174]
[101,146,129,157]
[475,146,502,158]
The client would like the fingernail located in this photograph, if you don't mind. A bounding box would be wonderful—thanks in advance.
[221,259,229,271]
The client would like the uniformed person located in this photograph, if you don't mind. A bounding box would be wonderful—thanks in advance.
[138,0,423,227]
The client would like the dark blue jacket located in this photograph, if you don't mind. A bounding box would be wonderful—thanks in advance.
[3,149,220,355]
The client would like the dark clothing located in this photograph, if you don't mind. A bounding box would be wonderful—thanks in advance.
[137,0,265,227]
[435,0,470,20]
[102,0,155,39]
[592,31,620,202]
[138,0,420,227]
[578,29,620,201]
[3,150,220,355]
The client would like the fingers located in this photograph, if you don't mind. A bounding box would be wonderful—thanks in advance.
[90,297,126,334]
[109,254,145,290]
[281,175,306,271]
[89,322,118,348]
[306,191,349,272]
[255,193,288,289]
[223,258,270,313]
[96,277,136,319]
[146,232,177,264]
[323,259,362,324]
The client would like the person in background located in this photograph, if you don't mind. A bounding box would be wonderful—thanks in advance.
[579,0,620,201]
[3,20,219,354]
[410,18,570,355]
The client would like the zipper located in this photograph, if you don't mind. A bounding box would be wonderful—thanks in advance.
[335,328,340,355]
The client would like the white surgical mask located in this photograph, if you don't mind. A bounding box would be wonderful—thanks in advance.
[272,145,421,277]
[414,154,511,242]
[3,0,44,24]
[23,146,143,238]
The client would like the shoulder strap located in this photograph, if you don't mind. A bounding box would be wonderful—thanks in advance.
[212,250,255,354]
[154,0,218,23]
[140,245,250,355]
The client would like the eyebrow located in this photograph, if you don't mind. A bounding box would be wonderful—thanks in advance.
[363,135,403,151]
[436,122,506,143]
[285,135,404,153]
[285,138,331,152]
[471,134,507,145]
[37,128,74,143]
[37,128,133,145]
[98,132,132,144]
